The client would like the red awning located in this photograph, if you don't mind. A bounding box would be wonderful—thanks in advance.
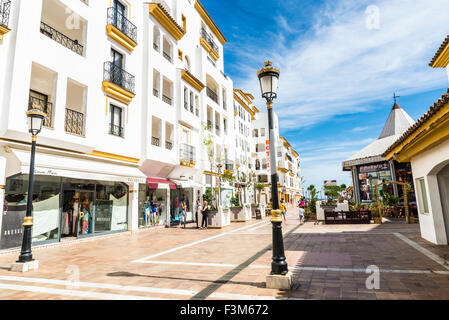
[146,177,177,190]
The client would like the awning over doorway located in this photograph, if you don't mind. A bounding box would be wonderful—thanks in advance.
[171,179,203,189]
[146,177,177,190]
[10,148,147,184]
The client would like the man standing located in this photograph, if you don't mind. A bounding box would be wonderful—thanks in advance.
[299,206,305,225]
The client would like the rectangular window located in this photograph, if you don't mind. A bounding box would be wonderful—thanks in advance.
[184,87,188,110]
[190,91,194,113]
[110,104,123,137]
[418,178,429,214]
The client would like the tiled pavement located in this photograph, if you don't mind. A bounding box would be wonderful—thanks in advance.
[0,208,448,300]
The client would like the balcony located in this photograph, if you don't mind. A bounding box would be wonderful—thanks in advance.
[106,7,137,51]
[162,94,172,105]
[28,95,53,128]
[65,109,84,136]
[40,22,83,56]
[0,0,11,40]
[206,87,218,103]
[153,88,159,98]
[200,28,219,61]
[149,2,185,41]
[181,69,205,92]
[225,160,234,171]
[109,124,124,137]
[180,144,196,167]
[152,136,160,147]
[102,61,136,104]
[163,50,172,63]
[165,141,173,150]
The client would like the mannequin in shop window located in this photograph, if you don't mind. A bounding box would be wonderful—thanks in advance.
[151,196,158,226]
[62,198,75,236]
[72,193,80,235]
[80,193,92,235]
[143,196,151,226]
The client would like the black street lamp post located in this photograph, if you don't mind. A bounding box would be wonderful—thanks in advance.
[257,61,289,276]
[17,109,45,264]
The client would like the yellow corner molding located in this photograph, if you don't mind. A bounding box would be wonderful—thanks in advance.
[149,3,185,41]
[181,70,205,92]
[234,93,255,118]
[106,24,137,51]
[102,81,136,105]
[194,0,226,45]
[87,150,140,164]
[200,37,219,61]
[0,25,10,41]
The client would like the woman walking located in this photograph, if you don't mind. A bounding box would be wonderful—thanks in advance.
[201,201,209,230]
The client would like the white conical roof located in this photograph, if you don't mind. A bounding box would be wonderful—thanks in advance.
[378,103,415,139]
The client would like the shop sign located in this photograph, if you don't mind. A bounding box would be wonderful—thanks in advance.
[359,162,389,173]
[34,168,59,176]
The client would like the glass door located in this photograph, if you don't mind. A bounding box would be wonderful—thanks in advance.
[77,191,95,237]
[113,0,125,31]
[110,49,123,87]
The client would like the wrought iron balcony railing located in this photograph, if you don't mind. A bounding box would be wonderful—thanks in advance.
[107,7,137,43]
[162,94,172,105]
[28,96,53,128]
[109,124,124,137]
[166,141,173,150]
[65,109,84,136]
[153,88,159,97]
[200,28,218,55]
[152,136,160,147]
[180,143,196,162]
[206,87,218,103]
[153,42,159,51]
[40,22,84,56]
[0,0,11,28]
[103,61,135,94]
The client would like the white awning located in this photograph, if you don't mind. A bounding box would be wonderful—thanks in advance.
[171,179,203,189]
[11,148,147,184]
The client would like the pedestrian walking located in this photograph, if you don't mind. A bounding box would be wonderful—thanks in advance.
[299,206,305,225]
[279,199,287,223]
[195,198,201,229]
[201,201,209,230]
[300,198,305,209]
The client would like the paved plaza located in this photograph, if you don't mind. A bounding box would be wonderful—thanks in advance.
[0,208,448,300]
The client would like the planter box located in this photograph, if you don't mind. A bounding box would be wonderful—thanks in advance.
[231,206,252,222]
[207,207,231,228]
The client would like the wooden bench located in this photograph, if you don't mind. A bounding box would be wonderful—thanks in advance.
[324,210,372,225]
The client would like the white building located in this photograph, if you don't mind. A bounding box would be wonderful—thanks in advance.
[251,111,303,207]
[383,35,449,245]
[0,0,301,250]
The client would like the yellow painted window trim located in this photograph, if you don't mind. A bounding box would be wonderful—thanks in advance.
[106,24,137,51]
[149,3,185,41]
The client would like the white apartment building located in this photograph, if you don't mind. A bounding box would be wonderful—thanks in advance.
[233,88,257,205]
[252,111,303,207]
[0,0,301,251]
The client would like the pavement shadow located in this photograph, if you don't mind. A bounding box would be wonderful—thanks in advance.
[106,271,266,288]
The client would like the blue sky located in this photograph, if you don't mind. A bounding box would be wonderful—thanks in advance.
[204,0,449,192]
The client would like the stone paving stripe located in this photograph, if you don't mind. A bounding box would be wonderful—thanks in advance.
[0,275,282,300]
[394,233,449,270]
[132,221,268,263]
[190,222,304,300]
[245,223,271,232]
[140,260,449,275]
[0,282,162,300]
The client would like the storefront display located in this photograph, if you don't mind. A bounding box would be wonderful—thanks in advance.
[1,175,129,250]
[358,162,392,202]
[138,184,168,228]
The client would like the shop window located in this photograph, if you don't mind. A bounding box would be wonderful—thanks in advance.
[2,175,62,250]
[417,178,429,214]
[138,185,168,228]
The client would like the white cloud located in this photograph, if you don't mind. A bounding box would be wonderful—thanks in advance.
[231,0,449,190]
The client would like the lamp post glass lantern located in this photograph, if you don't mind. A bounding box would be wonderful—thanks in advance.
[17,109,45,263]
[257,61,289,276]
